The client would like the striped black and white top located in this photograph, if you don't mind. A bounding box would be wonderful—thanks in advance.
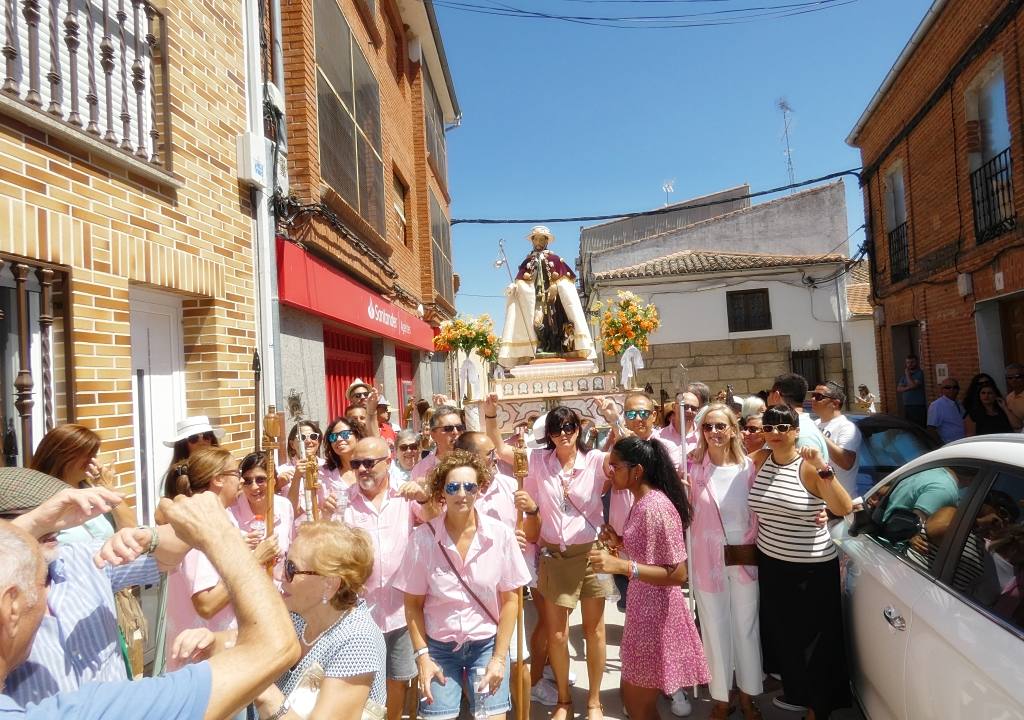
[748,455,837,563]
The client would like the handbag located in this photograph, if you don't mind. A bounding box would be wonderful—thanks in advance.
[285,661,387,720]
[723,544,758,567]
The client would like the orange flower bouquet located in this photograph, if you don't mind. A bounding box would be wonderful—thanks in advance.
[599,291,660,356]
[433,314,501,361]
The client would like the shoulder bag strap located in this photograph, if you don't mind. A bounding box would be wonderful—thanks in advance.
[424,522,500,625]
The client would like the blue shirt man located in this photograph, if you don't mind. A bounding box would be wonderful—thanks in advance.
[897,355,927,426]
[927,380,966,444]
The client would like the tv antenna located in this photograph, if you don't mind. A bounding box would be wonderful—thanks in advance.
[778,97,796,189]
[662,179,675,206]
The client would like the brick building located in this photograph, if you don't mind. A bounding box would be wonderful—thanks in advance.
[848,0,1024,414]
[0,1,260,521]
[275,0,460,426]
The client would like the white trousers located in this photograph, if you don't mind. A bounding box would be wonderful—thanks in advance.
[693,566,764,702]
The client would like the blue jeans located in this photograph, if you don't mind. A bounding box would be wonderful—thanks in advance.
[420,636,511,719]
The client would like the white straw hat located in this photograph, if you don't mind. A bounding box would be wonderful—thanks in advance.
[527,414,548,450]
[163,416,225,447]
[347,378,371,399]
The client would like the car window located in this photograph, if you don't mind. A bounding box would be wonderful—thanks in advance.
[863,464,980,576]
[953,471,1024,633]
[858,427,933,472]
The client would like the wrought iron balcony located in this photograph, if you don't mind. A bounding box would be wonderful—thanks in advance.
[970,146,1016,244]
[887,221,910,283]
[1,0,169,170]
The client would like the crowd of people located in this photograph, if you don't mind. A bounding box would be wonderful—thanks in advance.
[921,359,1024,444]
[1,372,862,720]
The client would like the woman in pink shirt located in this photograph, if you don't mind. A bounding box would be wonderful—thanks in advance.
[230,451,294,582]
[278,421,328,521]
[396,451,531,720]
[323,416,363,493]
[517,407,614,720]
[165,447,277,669]
[688,404,763,720]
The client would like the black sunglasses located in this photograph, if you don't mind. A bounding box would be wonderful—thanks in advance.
[351,457,388,470]
[761,424,794,434]
[740,426,762,434]
[810,392,835,402]
[702,422,728,432]
[351,391,370,399]
[398,443,419,452]
[186,431,215,444]
[435,424,465,434]
[241,476,267,486]
[553,422,579,436]
[284,558,321,583]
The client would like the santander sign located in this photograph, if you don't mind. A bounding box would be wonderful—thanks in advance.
[368,299,412,337]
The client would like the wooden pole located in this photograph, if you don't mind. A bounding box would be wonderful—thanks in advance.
[512,440,530,720]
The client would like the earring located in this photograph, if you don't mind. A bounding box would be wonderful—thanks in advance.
[321,592,329,605]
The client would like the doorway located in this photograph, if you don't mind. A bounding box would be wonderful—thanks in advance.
[1000,294,1024,366]
[890,323,922,413]
[130,288,185,525]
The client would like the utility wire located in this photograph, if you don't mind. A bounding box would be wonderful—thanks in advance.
[451,168,861,225]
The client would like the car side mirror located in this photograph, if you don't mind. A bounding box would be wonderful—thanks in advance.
[879,508,923,543]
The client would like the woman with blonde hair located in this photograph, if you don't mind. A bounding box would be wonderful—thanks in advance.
[395,451,530,720]
[31,423,135,538]
[688,404,763,719]
[165,446,278,668]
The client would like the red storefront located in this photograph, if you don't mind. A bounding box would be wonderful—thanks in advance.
[277,239,435,420]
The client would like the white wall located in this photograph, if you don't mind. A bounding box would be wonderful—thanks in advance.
[847,316,880,399]
[594,271,845,351]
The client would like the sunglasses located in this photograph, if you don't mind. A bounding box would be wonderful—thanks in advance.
[941,385,959,391]
[435,424,465,434]
[284,558,321,583]
[398,443,419,452]
[702,422,728,432]
[740,426,762,434]
[761,424,794,434]
[623,409,653,420]
[186,431,215,444]
[1007,375,1024,381]
[810,392,835,402]
[350,457,388,470]
[299,432,321,442]
[327,430,353,443]
[553,422,579,436]
[352,391,370,399]
[444,481,479,495]
[241,475,268,486]
[683,404,700,413]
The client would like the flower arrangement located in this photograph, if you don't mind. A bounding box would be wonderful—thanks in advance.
[433,314,501,360]
[599,291,660,355]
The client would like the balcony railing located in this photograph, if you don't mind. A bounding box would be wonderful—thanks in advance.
[1,0,170,170]
[970,146,1016,244]
[887,221,910,283]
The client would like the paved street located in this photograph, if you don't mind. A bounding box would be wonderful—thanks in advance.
[524,598,864,720]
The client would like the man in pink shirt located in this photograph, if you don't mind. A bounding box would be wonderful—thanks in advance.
[410,405,464,485]
[660,392,701,456]
[340,436,423,720]
[454,432,517,529]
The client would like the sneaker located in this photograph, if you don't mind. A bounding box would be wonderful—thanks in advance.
[669,689,692,717]
[542,667,577,686]
[530,679,558,707]
[772,695,807,712]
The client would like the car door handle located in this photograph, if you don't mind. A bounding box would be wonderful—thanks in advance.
[883,605,906,631]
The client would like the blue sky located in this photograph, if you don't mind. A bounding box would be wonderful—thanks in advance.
[437,0,934,322]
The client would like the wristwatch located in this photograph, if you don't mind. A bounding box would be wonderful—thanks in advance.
[817,464,835,479]
[525,505,539,516]
[266,700,291,720]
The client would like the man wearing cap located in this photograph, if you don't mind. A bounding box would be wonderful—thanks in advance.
[2,468,188,705]
[498,226,596,365]
[347,378,372,409]
[0,492,299,719]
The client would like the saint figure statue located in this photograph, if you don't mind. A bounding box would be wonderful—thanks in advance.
[498,226,597,366]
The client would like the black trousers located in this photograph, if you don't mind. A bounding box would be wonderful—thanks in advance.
[904,404,927,427]
[758,551,851,718]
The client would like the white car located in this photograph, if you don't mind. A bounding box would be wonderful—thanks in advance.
[832,434,1024,720]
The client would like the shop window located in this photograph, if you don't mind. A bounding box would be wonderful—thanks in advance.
[430,191,453,305]
[314,0,385,237]
[726,288,771,332]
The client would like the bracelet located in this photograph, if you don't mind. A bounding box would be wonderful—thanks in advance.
[413,647,430,659]
[630,560,639,579]
[525,507,539,516]
[140,526,160,554]
[485,414,497,419]
[266,700,291,720]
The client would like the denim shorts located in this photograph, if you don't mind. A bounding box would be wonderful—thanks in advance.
[385,627,417,681]
[419,636,511,719]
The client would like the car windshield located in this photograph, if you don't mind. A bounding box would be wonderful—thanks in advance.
[858,428,933,471]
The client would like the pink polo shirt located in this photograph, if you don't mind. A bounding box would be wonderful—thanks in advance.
[393,513,531,646]
[476,471,518,529]
[410,452,440,485]
[229,493,295,558]
[341,483,423,633]
[524,449,608,550]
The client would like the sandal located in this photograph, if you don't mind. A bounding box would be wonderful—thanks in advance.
[586,702,604,720]
[710,701,732,720]
[739,693,763,720]
[551,699,574,720]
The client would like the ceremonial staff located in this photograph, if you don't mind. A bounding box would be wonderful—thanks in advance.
[298,419,321,522]
[512,431,530,720]
[262,406,280,574]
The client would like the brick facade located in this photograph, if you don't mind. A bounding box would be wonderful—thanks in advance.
[0,1,258,506]
[850,0,1024,413]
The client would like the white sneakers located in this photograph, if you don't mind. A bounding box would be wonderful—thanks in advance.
[669,689,692,717]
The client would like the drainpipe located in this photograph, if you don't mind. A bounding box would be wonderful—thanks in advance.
[242,0,282,409]
[834,275,850,409]
[269,0,287,148]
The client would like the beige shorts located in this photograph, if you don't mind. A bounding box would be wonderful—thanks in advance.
[537,541,612,609]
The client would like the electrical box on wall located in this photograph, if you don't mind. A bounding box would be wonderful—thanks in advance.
[236,132,267,189]
[264,139,289,196]
[957,272,973,298]
[995,271,1005,292]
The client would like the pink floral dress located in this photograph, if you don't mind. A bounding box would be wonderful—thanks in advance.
[621,490,710,693]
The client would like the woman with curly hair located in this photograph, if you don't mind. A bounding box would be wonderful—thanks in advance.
[395,451,531,720]
[589,436,709,720]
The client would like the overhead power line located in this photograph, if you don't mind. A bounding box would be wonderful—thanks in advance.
[451,168,862,225]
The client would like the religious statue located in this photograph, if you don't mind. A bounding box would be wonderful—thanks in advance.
[498,226,597,366]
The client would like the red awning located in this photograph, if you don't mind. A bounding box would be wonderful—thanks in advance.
[277,238,435,351]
